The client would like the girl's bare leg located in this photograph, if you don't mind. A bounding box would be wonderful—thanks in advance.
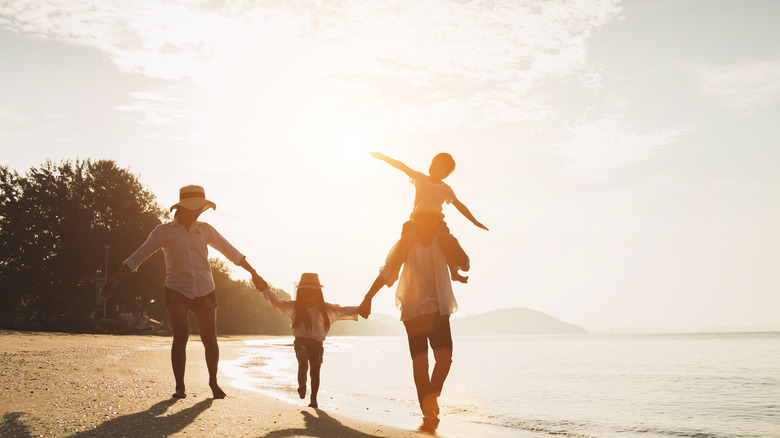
[296,348,309,399]
[309,359,321,408]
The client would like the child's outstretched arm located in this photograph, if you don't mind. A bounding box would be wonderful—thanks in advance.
[253,276,294,317]
[370,152,416,178]
[452,198,489,231]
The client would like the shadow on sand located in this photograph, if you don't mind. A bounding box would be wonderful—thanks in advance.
[68,398,213,437]
[2,398,211,438]
[1,412,33,437]
[259,409,397,438]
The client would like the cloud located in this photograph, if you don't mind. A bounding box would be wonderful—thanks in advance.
[0,109,30,123]
[690,56,780,111]
[552,115,692,174]
[114,87,198,126]
[0,0,623,131]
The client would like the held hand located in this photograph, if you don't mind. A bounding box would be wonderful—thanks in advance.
[358,297,372,319]
[101,281,116,300]
[252,274,268,292]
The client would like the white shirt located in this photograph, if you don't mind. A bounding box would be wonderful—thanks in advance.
[379,236,458,322]
[410,170,456,213]
[124,219,245,299]
[262,287,359,342]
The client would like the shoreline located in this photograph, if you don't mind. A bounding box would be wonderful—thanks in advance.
[220,335,527,438]
[0,330,423,437]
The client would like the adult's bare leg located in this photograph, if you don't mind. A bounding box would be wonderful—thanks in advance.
[167,303,190,398]
[428,315,454,418]
[193,307,226,399]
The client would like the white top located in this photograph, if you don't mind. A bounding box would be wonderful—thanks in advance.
[262,287,359,342]
[410,170,456,213]
[124,219,245,299]
[379,236,458,322]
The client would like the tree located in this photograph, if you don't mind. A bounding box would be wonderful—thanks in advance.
[209,259,291,335]
[0,158,298,336]
[0,159,167,325]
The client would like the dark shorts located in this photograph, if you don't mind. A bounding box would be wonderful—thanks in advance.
[165,287,217,311]
[403,313,453,358]
[294,337,324,364]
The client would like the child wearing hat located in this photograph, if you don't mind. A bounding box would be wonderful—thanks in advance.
[370,152,488,284]
[257,273,359,408]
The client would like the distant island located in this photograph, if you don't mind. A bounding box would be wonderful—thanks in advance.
[451,307,587,335]
[329,307,587,336]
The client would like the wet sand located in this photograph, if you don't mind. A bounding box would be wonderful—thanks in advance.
[0,330,423,437]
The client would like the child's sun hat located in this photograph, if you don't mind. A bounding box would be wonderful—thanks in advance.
[296,273,324,291]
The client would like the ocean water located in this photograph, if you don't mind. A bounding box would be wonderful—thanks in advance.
[221,332,780,437]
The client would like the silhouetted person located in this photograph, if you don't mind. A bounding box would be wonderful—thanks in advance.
[258,273,360,408]
[358,201,464,432]
[370,151,488,283]
[101,185,267,399]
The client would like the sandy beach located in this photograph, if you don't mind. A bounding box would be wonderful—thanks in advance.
[0,330,423,438]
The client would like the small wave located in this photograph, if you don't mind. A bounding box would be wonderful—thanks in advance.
[626,426,729,438]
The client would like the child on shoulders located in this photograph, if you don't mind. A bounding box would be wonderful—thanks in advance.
[370,152,488,284]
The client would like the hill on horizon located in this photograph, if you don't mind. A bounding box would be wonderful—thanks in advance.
[329,307,587,336]
[452,307,587,335]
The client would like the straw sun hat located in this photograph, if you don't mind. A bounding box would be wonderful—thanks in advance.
[169,185,217,212]
[296,273,324,291]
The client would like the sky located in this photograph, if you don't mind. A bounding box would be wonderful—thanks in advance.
[1,0,779,331]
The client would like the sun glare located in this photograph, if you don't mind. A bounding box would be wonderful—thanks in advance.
[335,132,372,164]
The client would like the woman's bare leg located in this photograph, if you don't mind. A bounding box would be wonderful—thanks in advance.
[167,304,190,398]
[194,307,226,399]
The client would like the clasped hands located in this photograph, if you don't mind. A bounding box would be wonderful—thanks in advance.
[358,296,372,319]
[251,273,268,292]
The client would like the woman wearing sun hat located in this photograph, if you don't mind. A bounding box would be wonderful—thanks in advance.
[101,184,267,399]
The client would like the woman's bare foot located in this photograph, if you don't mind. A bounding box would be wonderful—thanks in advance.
[308,398,318,408]
[297,386,306,399]
[210,382,227,399]
[172,386,186,399]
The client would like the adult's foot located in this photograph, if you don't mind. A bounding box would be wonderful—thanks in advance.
[451,271,469,283]
[297,386,306,399]
[210,382,227,399]
[172,386,186,399]
[308,398,318,408]
[418,416,440,434]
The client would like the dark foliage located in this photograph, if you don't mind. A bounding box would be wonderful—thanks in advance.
[0,159,167,325]
[209,259,291,335]
[0,159,291,335]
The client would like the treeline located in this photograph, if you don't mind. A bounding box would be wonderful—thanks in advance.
[0,159,290,335]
